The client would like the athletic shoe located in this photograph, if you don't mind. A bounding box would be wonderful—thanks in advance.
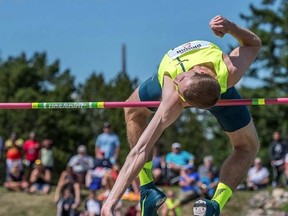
[140,182,167,216]
[193,199,220,216]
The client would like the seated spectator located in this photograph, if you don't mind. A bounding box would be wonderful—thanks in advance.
[39,139,54,181]
[55,166,81,211]
[178,164,201,206]
[83,191,101,216]
[68,145,94,185]
[29,159,51,194]
[23,131,40,178]
[160,190,181,216]
[165,142,194,183]
[246,157,270,190]
[197,155,218,179]
[85,150,113,192]
[121,177,140,202]
[5,132,24,179]
[152,144,167,185]
[0,135,3,159]
[199,170,219,199]
[56,185,78,216]
[4,163,29,192]
[125,202,141,216]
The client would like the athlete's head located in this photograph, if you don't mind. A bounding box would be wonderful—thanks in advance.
[174,70,221,109]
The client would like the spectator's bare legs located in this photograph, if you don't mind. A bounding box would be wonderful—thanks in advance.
[103,172,116,191]
[212,120,259,209]
[124,88,155,186]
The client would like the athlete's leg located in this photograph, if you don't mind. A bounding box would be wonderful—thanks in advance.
[222,120,259,190]
[194,87,259,216]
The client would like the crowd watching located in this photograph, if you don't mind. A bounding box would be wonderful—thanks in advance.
[1,127,288,215]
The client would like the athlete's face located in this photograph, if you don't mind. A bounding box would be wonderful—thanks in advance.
[173,70,199,99]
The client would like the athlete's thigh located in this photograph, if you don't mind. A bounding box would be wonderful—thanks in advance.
[208,87,251,133]
[226,120,259,149]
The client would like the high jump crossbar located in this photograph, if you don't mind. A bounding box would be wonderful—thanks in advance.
[0,98,287,109]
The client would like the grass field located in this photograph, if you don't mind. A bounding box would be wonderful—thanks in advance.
[0,186,255,216]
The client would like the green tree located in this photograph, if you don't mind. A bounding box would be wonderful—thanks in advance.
[79,71,138,164]
[240,0,288,159]
[0,52,90,177]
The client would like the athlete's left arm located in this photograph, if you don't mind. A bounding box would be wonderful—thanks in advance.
[210,15,262,87]
[101,77,183,216]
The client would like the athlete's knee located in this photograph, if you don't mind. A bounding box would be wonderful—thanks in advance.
[229,121,260,154]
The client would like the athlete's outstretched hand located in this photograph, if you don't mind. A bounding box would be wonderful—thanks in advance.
[209,15,233,38]
[101,204,114,216]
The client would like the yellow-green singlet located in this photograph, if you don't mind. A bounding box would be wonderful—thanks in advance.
[157,40,229,94]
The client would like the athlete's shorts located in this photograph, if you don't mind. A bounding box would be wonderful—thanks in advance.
[138,76,251,132]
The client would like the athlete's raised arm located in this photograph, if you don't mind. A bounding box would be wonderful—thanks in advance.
[210,15,262,87]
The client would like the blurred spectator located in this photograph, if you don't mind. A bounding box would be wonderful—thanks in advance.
[85,150,112,192]
[95,122,120,164]
[246,157,269,191]
[165,142,194,183]
[23,131,40,177]
[5,132,24,179]
[178,164,201,206]
[0,135,3,159]
[269,131,287,187]
[121,177,140,202]
[56,186,78,216]
[152,144,167,185]
[39,139,54,181]
[67,145,94,184]
[29,159,51,194]
[4,163,29,192]
[55,166,81,211]
[197,155,218,179]
[160,190,181,216]
[199,170,219,199]
[125,202,141,216]
[83,191,101,216]
[97,163,123,202]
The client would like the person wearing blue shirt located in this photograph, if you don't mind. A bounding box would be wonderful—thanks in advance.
[200,170,219,199]
[95,122,120,165]
[178,164,201,205]
[166,142,194,182]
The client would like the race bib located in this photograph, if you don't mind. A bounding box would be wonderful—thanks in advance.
[167,40,211,60]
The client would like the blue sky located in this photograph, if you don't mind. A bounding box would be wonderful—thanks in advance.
[0,0,260,85]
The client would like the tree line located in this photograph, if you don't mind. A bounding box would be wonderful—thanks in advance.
[0,0,287,177]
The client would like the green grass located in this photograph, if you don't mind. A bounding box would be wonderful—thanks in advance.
[0,186,262,216]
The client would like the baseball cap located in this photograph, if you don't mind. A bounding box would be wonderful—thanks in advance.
[172,142,181,149]
[103,122,111,128]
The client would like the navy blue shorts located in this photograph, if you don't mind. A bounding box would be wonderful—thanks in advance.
[138,76,251,132]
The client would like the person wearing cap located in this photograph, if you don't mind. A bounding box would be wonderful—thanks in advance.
[166,142,195,183]
[95,122,120,165]
[29,159,51,194]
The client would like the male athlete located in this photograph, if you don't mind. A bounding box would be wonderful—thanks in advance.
[101,15,261,216]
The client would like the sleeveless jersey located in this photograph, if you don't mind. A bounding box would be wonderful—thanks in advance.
[157,40,229,93]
